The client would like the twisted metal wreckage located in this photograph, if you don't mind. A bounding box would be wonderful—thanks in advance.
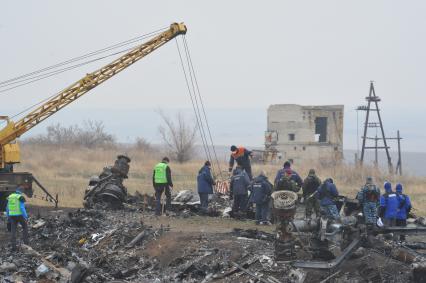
[271,190,426,272]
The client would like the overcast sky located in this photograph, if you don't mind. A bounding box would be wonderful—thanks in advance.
[1,1,425,152]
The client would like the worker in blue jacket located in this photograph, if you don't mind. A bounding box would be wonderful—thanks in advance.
[230,166,251,218]
[316,178,340,220]
[249,171,273,225]
[197,161,215,214]
[395,183,411,240]
[378,182,398,227]
[6,187,29,251]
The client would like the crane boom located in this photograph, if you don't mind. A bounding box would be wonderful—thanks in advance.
[0,23,186,168]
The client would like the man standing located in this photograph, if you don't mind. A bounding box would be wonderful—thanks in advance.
[316,178,340,220]
[230,166,251,218]
[395,183,411,240]
[274,161,303,192]
[229,145,253,179]
[356,177,380,226]
[302,169,321,219]
[378,182,398,227]
[197,161,215,214]
[152,157,173,216]
[6,187,29,251]
[249,171,273,225]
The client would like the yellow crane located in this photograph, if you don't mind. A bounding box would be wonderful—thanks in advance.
[0,22,187,209]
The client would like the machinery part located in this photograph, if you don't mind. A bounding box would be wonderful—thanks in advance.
[380,226,426,235]
[292,237,361,269]
[272,191,298,210]
[0,172,33,211]
[84,155,130,209]
[112,155,131,178]
[32,176,58,208]
[289,219,319,233]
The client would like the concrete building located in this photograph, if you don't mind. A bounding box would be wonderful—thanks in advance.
[265,104,344,165]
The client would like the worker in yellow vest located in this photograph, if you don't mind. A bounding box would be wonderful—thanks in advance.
[152,157,173,216]
[6,187,29,251]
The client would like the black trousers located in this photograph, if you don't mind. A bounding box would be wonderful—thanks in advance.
[9,215,29,250]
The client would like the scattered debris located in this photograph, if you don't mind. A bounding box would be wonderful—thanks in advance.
[0,196,425,282]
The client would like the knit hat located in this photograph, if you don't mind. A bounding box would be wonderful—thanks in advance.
[366,176,373,183]
[308,169,316,175]
[395,183,403,193]
[230,145,237,152]
[384,181,392,193]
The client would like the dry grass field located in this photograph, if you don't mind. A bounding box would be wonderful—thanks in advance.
[17,144,426,216]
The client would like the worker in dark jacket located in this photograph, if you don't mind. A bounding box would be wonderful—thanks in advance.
[230,166,251,218]
[197,161,215,214]
[379,182,398,227]
[302,169,321,219]
[229,145,253,179]
[274,161,303,191]
[6,187,29,251]
[152,157,173,216]
[316,178,339,220]
[395,183,411,240]
[249,171,273,225]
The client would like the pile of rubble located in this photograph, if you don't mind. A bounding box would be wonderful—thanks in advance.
[0,209,168,282]
[1,205,425,282]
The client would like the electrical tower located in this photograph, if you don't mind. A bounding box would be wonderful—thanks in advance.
[357,81,393,173]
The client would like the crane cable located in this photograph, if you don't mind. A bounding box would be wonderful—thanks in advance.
[0,44,149,95]
[182,36,223,179]
[2,26,223,179]
[175,36,223,179]
[175,38,215,177]
[0,27,168,92]
[0,27,168,126]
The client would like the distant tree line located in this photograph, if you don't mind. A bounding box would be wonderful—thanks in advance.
[24,120,116,148]
[24,112,199,163]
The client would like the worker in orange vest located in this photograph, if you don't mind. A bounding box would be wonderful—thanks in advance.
[229,145,253,180]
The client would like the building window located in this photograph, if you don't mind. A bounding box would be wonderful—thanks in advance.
[288,134,295,141]
[315,117,327,142]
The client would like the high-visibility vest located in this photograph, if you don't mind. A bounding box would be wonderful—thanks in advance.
[154,162,168,184]
[7,193,23,216]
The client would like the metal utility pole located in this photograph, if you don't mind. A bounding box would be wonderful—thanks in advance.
[357,81,393,173]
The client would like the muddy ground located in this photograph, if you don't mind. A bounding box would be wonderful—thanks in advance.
[0,204,425,282]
